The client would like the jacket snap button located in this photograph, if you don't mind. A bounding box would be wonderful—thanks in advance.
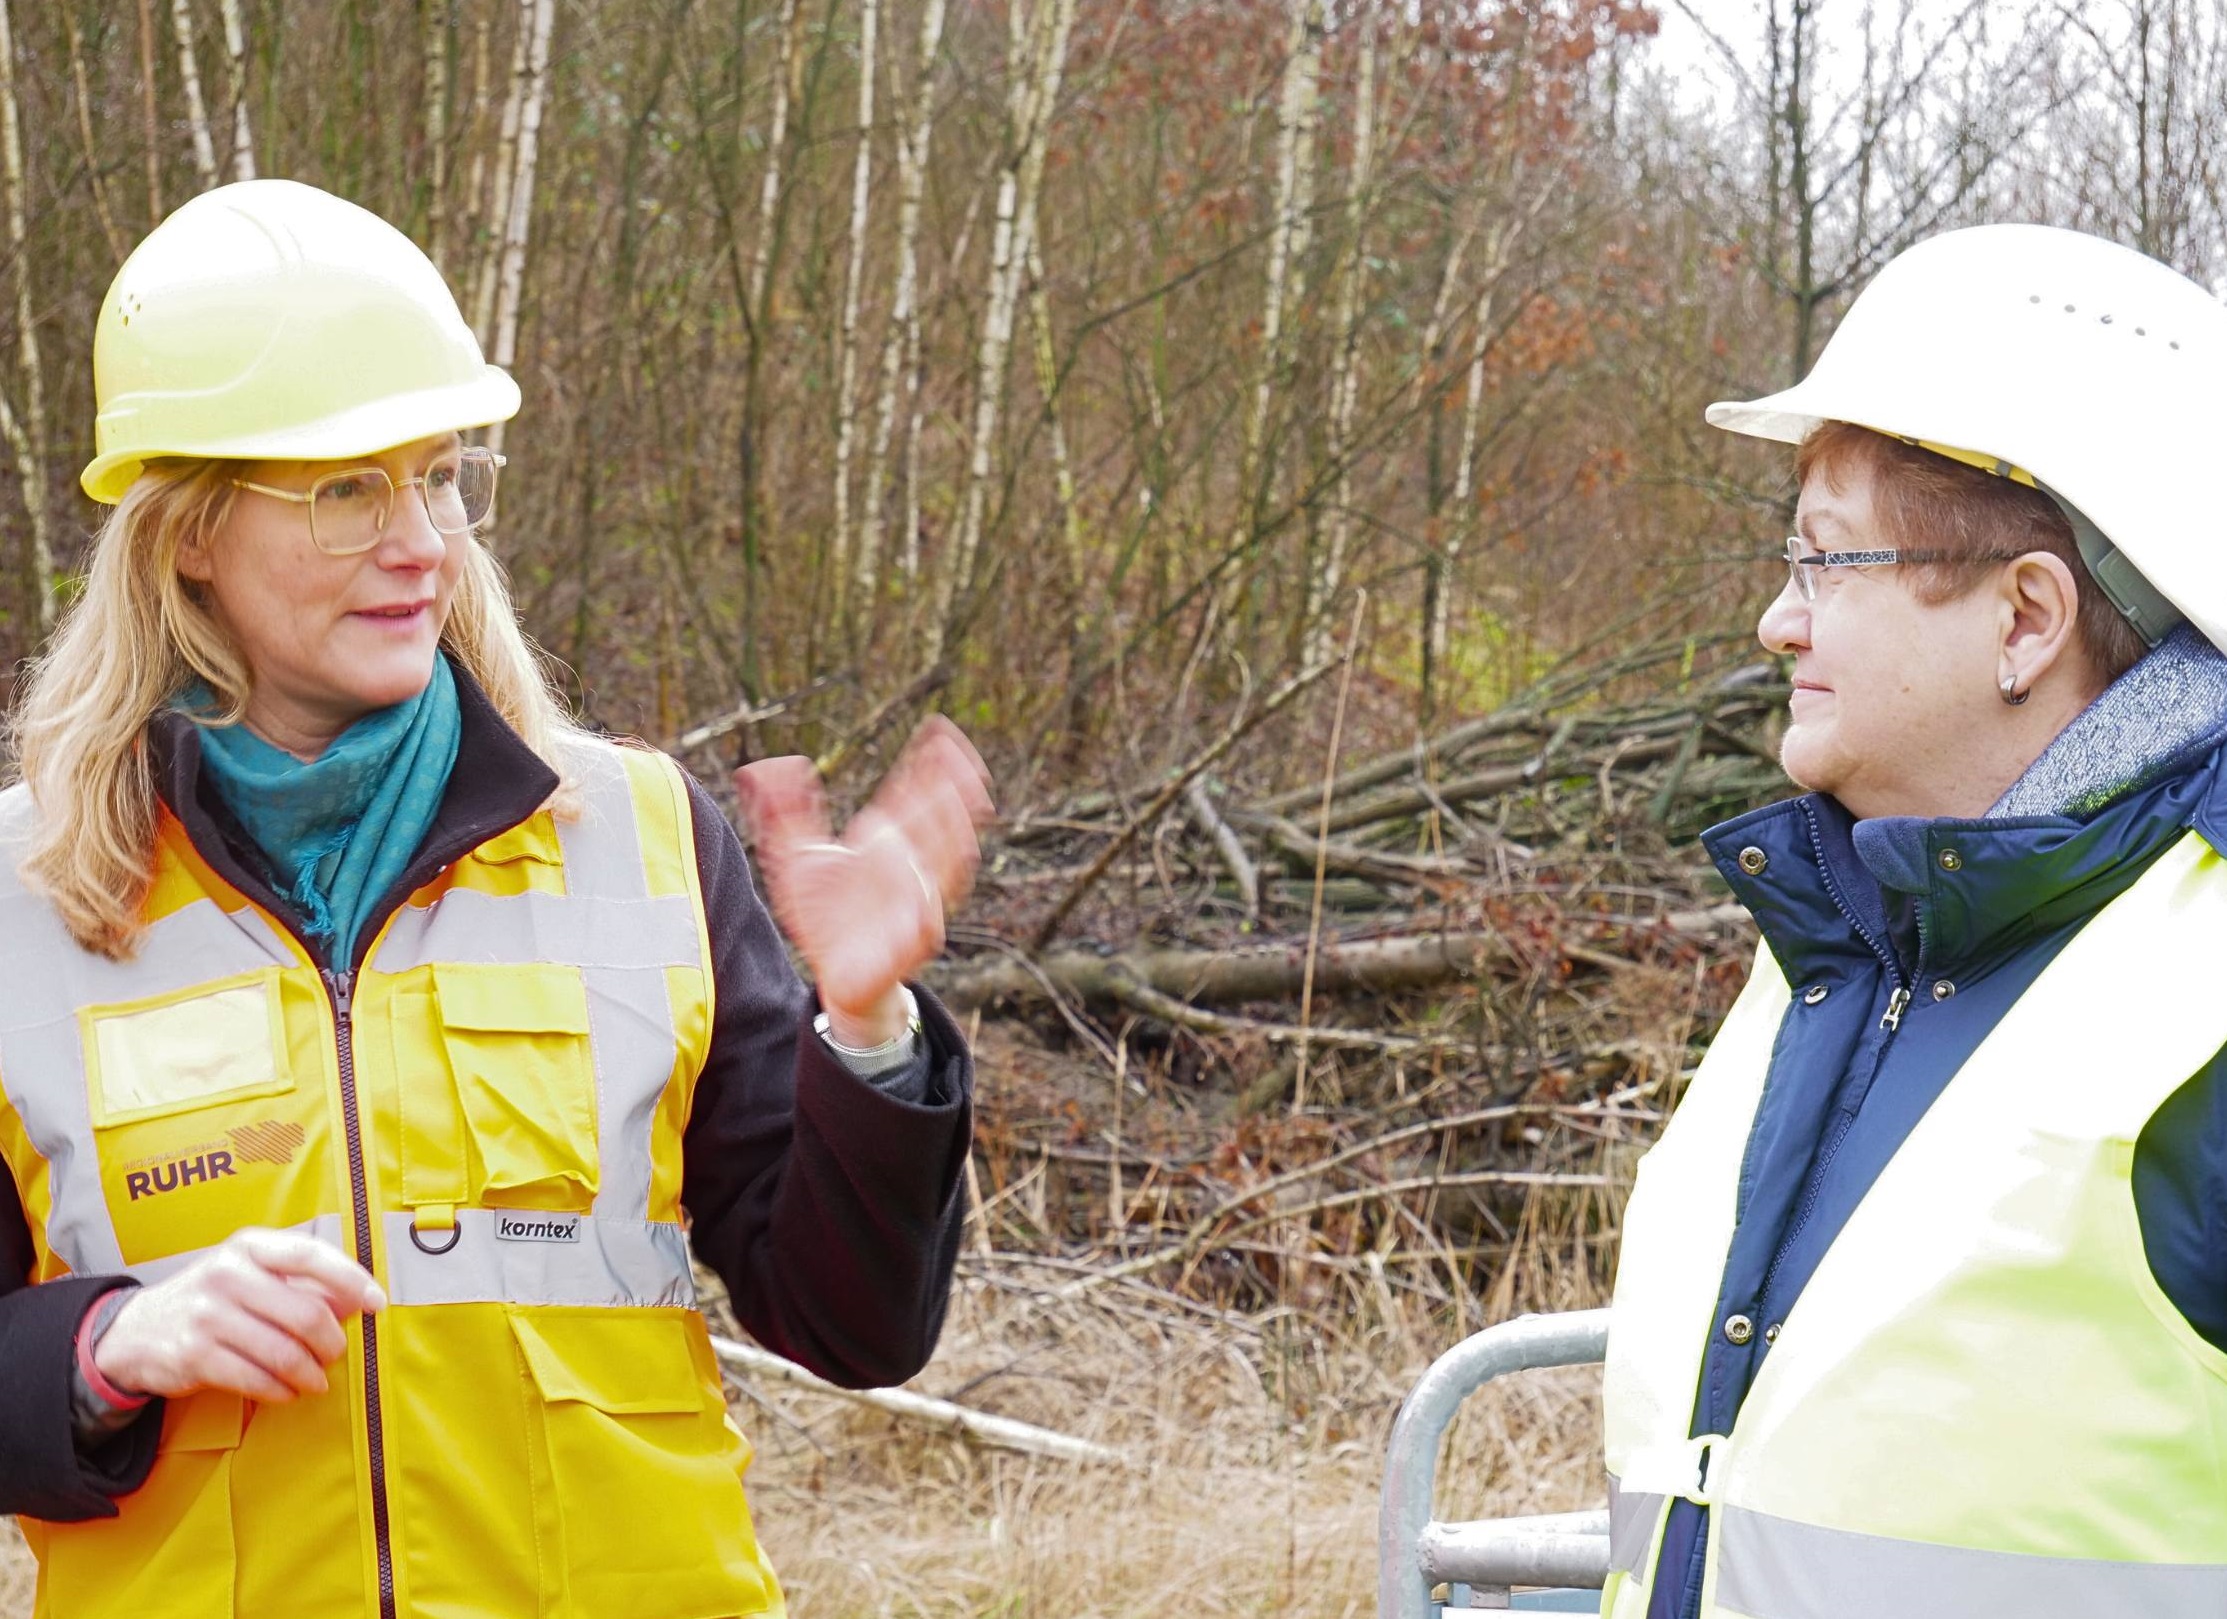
[1938,848,1964,872]
[1802,984,1829,1005]
[1932,980,1956,1001]
[1737,846,1769,876]
[1723,1314,1755,1346]
[1764,1323,1782,1345]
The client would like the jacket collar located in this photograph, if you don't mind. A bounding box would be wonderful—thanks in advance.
[146,658,561,970]
[1703,751,2223,988]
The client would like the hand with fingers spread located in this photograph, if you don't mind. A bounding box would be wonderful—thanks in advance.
[93,1227,386,1404]
[736,716,994,1049]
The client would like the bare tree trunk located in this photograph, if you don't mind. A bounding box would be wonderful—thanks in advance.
[424,0,453,268]
[457,7,495,273]
[733,0,808,616]
[1220,0,1324,626]
[215,0,254,179]
[136,0,164,222]
[0,0,54,628]
[829,0,882,622]
[168,0,221,189]
[472,5,531,347]
[1304,19,1376,667]
[1024,236,1083,599]
[1428,225,1511,691]
[485,0,556,458]
[858,0,949,599]
[64,7,130,262]
[933,0,1077,653]
[746,0,806,318]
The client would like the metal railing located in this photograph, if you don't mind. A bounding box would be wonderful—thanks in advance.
[1379,1310,1612,1617]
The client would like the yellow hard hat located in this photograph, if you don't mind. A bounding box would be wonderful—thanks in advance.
[81,178,519,504]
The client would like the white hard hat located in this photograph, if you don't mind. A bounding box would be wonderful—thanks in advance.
[82,179,519,503]
[1707,223,2227,649]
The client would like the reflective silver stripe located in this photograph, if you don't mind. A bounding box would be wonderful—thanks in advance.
[0,793,299,1276]
[371,889,701,975]
[380,1210,695,1308]
[123,1213,351,1289]
[1716,1505,2227,1619]
[554,740,652,902]
[582,965,678,1222]
[1607,1475,1666,1576]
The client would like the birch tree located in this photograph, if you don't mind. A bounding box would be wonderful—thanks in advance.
[1304,18,1377,667]
[169,0,221,189]
[1220,0,1324,628]
[856,0,949,602]
[828,0,883,619]
[484,0,556,458]
[1428,226,1512,705]
[0,0,54,625]
[934,0,1078,653]
[216,0,254,179]
[471,8,531,346]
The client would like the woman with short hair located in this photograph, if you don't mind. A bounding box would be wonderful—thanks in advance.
[0,178,989,1619]
[1601,225,2227,1618]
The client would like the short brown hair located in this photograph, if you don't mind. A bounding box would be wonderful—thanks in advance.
[1795,421,2146,685]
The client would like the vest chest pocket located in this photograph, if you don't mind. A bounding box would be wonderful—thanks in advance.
[82,970,292,1127]
[422,963,600,1211]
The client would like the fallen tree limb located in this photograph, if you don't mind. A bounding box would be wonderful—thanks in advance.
[932,928,1512,1012]
[1242,810,1475,883]
[1099,963,1442,1051]
[709,1334,1126,1466]
[1183,778,1259,920]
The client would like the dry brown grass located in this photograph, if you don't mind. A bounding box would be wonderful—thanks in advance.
[0,1269,1605,1619]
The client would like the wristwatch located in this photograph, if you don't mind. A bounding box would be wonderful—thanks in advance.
[814,984,922,1061]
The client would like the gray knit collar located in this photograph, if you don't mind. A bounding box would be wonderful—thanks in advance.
[1989,624,2227,819]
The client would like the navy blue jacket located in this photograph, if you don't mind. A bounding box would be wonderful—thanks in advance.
[1645,745,2227,1619]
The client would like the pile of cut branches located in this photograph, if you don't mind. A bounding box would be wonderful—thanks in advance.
[935,646,1787,1018]
[911,645,1792,1309]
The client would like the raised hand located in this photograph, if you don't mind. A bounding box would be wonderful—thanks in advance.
[736,716,994,1048]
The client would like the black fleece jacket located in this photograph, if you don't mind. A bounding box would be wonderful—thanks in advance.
[0,668,973,1521]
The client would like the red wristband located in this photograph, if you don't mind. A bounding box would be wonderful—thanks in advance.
[74,1291,151,1412]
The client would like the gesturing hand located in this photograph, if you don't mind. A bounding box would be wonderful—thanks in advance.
[94,1227,385,1404]
[736,716,994,1048]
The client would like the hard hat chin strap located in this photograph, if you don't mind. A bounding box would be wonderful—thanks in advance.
[2035,481,2184,649]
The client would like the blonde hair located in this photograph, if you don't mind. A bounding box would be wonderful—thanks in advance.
[10,459,583,960]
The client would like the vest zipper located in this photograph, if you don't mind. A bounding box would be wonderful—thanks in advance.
[324,968,398,1619]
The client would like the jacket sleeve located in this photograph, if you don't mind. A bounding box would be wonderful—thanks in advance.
[2132,1042,2227,1356]
[0,1166,162,1518]
[676,770,974,1390]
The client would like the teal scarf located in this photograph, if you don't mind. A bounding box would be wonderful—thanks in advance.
[187,657,463,967]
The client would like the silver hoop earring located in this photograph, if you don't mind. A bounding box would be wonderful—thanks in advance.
[2001,678,2030,707]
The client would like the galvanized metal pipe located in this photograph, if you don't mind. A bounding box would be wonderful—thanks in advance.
[1378,1309,1611,1619]
[1421,1510,1611,1587]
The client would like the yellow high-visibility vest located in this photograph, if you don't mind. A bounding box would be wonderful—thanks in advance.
[0,736,783,1618]
[1600,828,2227,1619]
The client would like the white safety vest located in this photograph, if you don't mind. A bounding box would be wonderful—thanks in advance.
[1600,828,2227,1619]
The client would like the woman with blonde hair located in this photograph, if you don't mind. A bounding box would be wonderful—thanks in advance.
[0,178,989,1619]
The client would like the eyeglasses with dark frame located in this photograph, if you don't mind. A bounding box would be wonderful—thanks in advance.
[1781,535,2028,603]
[231,448,504,557]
